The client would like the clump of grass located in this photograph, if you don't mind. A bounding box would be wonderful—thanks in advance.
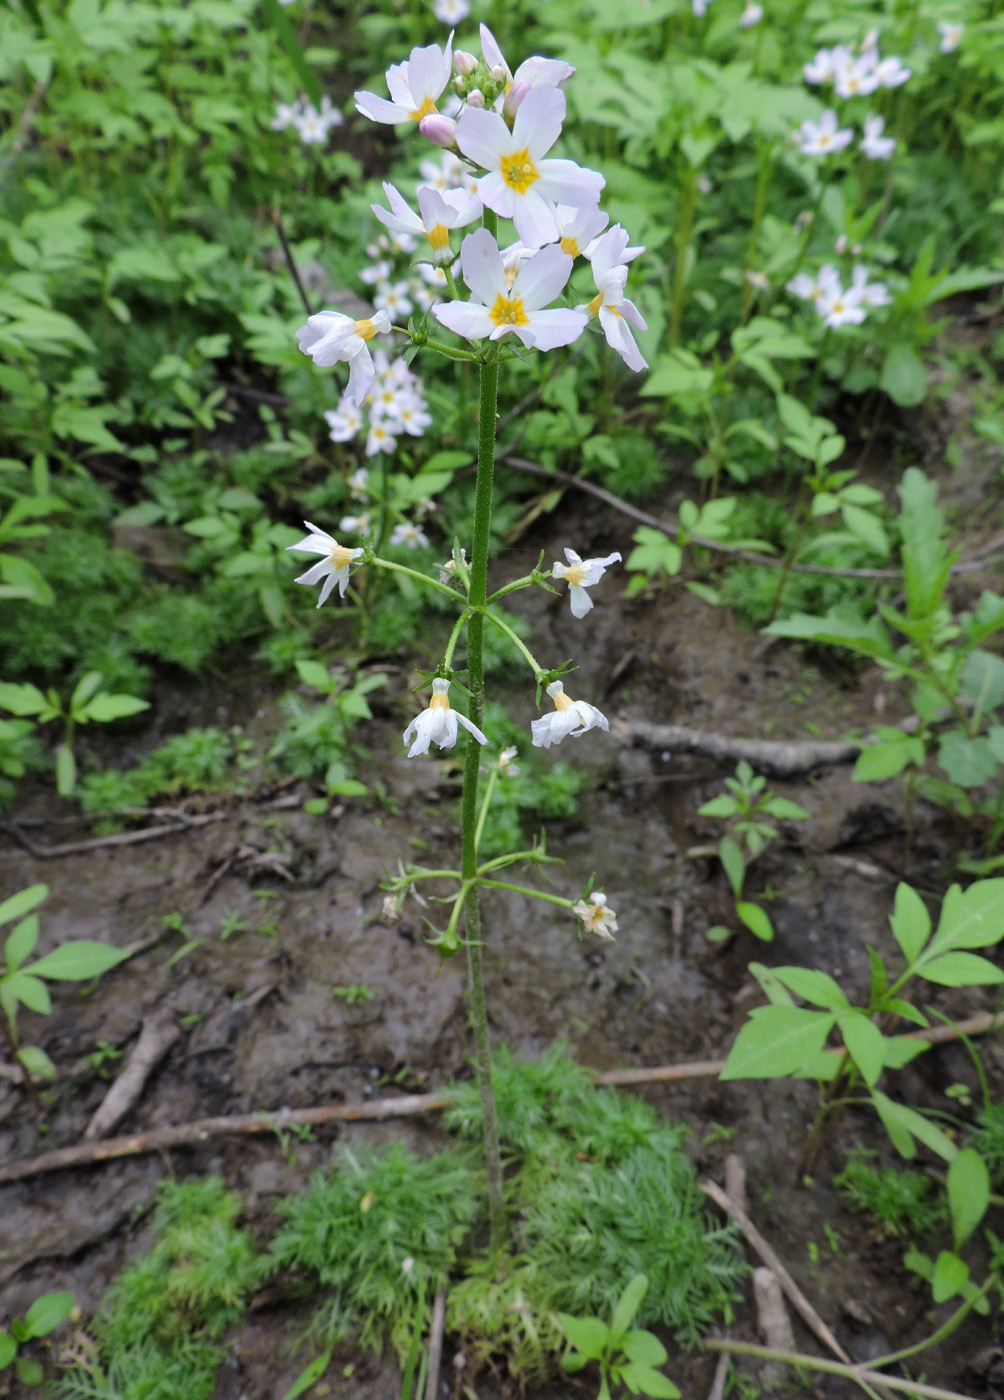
[57,1177,265,1400]
[968,1102,1004,1189]
[77,726,236,815]
[446,1255,564,1386]
[268,1142,480,1357]
[834,1149,945,1239]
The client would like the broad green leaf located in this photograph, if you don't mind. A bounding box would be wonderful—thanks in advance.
[83,694,150,722]
[279,1350,331,1400]
[770,966,848,1010]
[932,1250,969,1303]
[853,739,914,781]
[889,884,931,965]
[17,1044,57,1080]
[56,742,76,796]
[698,795,739,819]
[842,503,890,558]
[871,1089,957,1163]
[0,681,47,716]
[557,1313,609,1360]
[918,952,1004,986]
[23,1290,74,1339]
[764,610,893,660]
[947,1149,989,1250]
[938,732,997,788]
[0,1333,15,1367]
[69,671,102,710]
[837,1010,885,1087]
[28,940,129,981]
[295,660,334,693]
[16,1357,43,1386]
[961,650,1004,714]
[10,972,50,1015]
[719,836,744,898]
[4,914,39,970]
[761,797,810,820]
[610,1274,648,1340]
[617,1361,680,1398]
[880,344,928,407]
[621,1329,668,1367]
[881,1037,929,1069]
[924,880,1004,959]
[898,468,952,621]
[736,902,773,941]
[0,884,47,928]
[720,1005,836,1080]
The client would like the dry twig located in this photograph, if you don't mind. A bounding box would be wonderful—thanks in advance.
[424,1290,447,1400]
[85,1015,180,1141]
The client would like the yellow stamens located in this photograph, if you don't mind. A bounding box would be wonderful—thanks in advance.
[560,235,580,257]
[489,293,529,327]
[330,545,356,568]
[500,147,539,193]
[563,565,586,586]
[430,691,451,711]
[426,223,450,252]
[354,318,380,342]
[409,95,438,122]
[586,291,604,319]
[553,690,574,712]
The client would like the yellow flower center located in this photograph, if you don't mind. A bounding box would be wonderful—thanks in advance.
[586,291,604,319]
[489,293,529,327]
[500,147,539,194]
[553,690,574,712]
[427,223,450,252]
[330,545,355,568]
[563,565,586,586]
[409,95,438,122]
[354,318,380,342]
[430,691,451,711]
[818,133,832,146]
[560,235,580,257]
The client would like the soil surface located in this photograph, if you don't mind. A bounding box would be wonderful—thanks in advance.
[3,429,1004,1400]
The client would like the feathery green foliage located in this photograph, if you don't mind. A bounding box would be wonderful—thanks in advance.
[834,1150,946,1239]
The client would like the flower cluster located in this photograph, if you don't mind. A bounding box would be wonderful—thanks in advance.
[325,350,431,461]
[803,36,911,94]
[793,109,896,161]
[271,95,343,145]
[787,263,891,328]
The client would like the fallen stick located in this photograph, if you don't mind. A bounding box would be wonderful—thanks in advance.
[703,1339,979,1400]
[1,812,231,858]
[85,1015,180,1141]
[701,1178,852,1365]
[424,1289,446,1400]
[616,717,861,778]
[706,1351,729,1400]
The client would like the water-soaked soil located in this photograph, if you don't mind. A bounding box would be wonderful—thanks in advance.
[2,447,1004,1399]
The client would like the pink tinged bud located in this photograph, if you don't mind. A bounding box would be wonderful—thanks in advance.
[419,113,459,149]
[489,64,506,82]
[835,234,848,254]
[466,88,486,107]
[454,50,478,76]
[503,78,531,119]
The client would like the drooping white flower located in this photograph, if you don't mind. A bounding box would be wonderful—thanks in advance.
[286,523,364,606]
[531,680,609,749]
[573,891,618,940]
[739,1,763,27]
[391,521,430,549]
[578,226,648,371]
[454,85,604,248]
[433,0,469,21]
[552,547,622,618]
[794,109,854,156]
[434,229,587,351]
[817,279,867,328]
[938,21,963,53]
[355,36,455,126]
[497,746,519,776]
[787,264,840,301]
[372,183,482,264]
[324,402,363,442]
[860,113,896,160]
[875,55,911,87]
[403,678,488,757]
[296,310,392,406]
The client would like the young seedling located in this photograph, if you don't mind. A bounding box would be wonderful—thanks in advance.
[557,1274,679,1400]
[0,1290,75,1387]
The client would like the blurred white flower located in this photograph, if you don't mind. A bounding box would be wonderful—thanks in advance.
[292,96,343,145]
[366,421,399,457]
[497,746,519,776]
[348,467,370,500]
[794,109,854,156]
[739,2,763,27]
[850,265,891,307]
[391,522,430,549]
[938,21,963,52]
[817,280,866,328]
[551,547,622,618]
[324,402,363,442]
[373,280,414,319]
[875,55,910,87]
[403,678,488,757]
[531,680,609,749]
[433,0,469,20]
[833,53,880,98]
[572,891,618,940]
[271,99,302,131]
[860,113,896,160]
[339,513,371,537]
[286,523,364,606]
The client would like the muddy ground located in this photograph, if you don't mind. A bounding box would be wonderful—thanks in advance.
[3,413,1004,1399]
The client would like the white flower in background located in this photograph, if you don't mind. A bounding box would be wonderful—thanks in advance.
[478,24,575,97]
[833,53,880,98]
[434,229,587,351]
[403,678,488,757]
[692,0,711,16]
[555,204,608,258]
[396,400,433,436]
[348,467,370,500]
[573,891,618,940]
[324,402,363,441]
[454,86,604,248]
[373,280,413,319]
[408,274,439,313]
[745,269,769,292]
[433,0,469,20]
[497,746,519,776]
[787,263,840,301]
[372,182,482,263]
[296,310,392,406]
[740,1,763,27]
[339,513,371,536]
[860,113,896,159]
[355,35,455,125]
[578,225,648,372]
[531,680,609,749]
[419,149,470,191]
[875,55,911,86]
[292,96,343,144]
[286,523,364,606]
[271,99,302,131]
[850,265,891,307]
[359,257,394,288]
[391,521,430,549]
[366,420,399,456]
[938,21,964,52]
[817,279,866,328]
[552,547,622,618]
[804,47,842,83]
[794,109,854,156]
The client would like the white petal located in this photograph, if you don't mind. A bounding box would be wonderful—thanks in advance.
[511,84,566,159]
[459,227,507,305]
[598,305,648,371]
[511,187,560,249]
[476,170,517,221]
[536,158,605,208]
[295,559,333,585]
[569,584,593,618]
[316,571,339,607]
[521,307,587,351]
[407,39,452,103]
[354,91,408,124]
[433,300,496,341]
[512,244,573,309]
[344,346,377,406]
[455,104,510,171]
[456,712,489,745]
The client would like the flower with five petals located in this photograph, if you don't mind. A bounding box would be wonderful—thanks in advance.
[552,547,622,618]
[355,36,455,125]
[572,891,618,940]
[286,523,364,607]
[531,680,609,749]
[403,678,488,757]
[295,310,392,406]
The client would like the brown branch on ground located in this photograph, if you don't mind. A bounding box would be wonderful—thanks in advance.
[615,716,861,777]
[424,1290,447,1400]
[85,1014,180,1140]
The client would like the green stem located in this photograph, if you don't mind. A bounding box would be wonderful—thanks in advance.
[474,766,498,856]
[866,1277,995,1370]
[486,571,546,605]
[479,880,574,908]
[703,1339,979,1400]
[739,141,775,324]
[369,556,459,600]
[443,609,470,670]
[459,234,506,1247]
[392,326,481,362]
[668,164,697,351]
[482,608,545,677]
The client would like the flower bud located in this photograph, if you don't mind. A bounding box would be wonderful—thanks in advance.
[453,75,465,96]
[835,233,848,254]
[861,28,879,49]
[466,88,486,108]
[503,78,531,120]
[419,113,458,149]
[489,64,507,83]
[454,49,478,76]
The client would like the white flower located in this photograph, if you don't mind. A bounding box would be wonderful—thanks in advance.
[794,109,854,156]
[833,53,880,98]
[373,280,414,319]
[817,279,866,328]
[745,269,769,292]
[938,21,963,53]
[787,264,840,301]
[739,1,763,27]
[804,48,839,83]
[555,204,609,259]
[292,96,343,144]
[296,310,392,407]
[455,85,604,248]
[403,678,488,757]
[359,258,394,288]
[401,1255,416,1274]
[396,400,433,436]
[355,36,455,126]
[419,150,469,191]
[875,55,911,87]
[497,746,519,776]
[552,546,622,617]
[692,0,711,16]
[271,99,302,131]
[339,513,371,536]
[573,891,618,940]
[286,523,364,606]
[531,680,609,749]
[391,522,430,549]
[578,226,648,372]
[860,113,896,160]
[348,467,370,500]
[366,421,399,457]
[850,265,891,307]
[434,229,587,351]
[372,183,482,264]
[478,24,575,98]
[440,548,467,584]
[433,0,468,20]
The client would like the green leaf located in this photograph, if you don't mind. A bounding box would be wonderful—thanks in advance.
[769,966,848,1009]
[28,940,129,981]
[82,694,150,722]
[262,0,321,104]
[5,915,39,971]
[55,742,76,796]
[620,1329,668,1367]
[889,883,931,965]
[0,884,47,928]
[10,972,50,1015]
[610,1275,648,1340]
[764,610,893,660]
[279,1350,331,1400]
[761,796,810,820]
[961,650,1004,714]
[925,880,1004,958]
[938,732,997,788]
[698,795,739,818]
[617,1361,680,1398]
[69,671,102,710]
[736,902,774,941]
[837,1010,885,1087]
[720,1005,836,1079]
[853,739,915,781]
[871,1089,958,1163]
[918,952,1004,986]
[557,1313,609,1360]
[0,682,47,716]
[23,1291,74,1339]
[17,1044,57,1081]
[841,503,890,558]
[15,1357,43,1386]
[880,344,928,407]
[947,1149,990,1250]
[295,659,334,693]
[719,836,744,897]
[931,1249,969,1303]
[898,468,951,621]
[0,1333,16,1367]
[881,1036,929,1069]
